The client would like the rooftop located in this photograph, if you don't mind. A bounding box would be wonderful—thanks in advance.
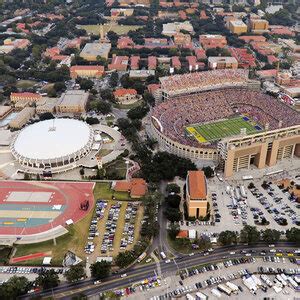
[188,170,207,199]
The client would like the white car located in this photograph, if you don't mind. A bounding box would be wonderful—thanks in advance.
[120,273,127,278]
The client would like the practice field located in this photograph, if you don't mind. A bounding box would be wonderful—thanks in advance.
[79,24,143,35]
[186,116,263,143]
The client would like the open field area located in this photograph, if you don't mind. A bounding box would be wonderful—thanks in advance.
[186,116,262,143]
[14,209,95,266]
[104,159,128,179]
[16,80,37,89]
[94,182,130,201]
[79,24,143,35]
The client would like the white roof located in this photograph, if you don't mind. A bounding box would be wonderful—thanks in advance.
[43,257,52,265]
[13,119,92,160]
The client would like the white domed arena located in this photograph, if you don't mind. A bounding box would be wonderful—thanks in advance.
[11,119,95,174]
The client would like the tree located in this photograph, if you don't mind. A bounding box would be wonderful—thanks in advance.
[90,261,111,279]
[127,105,149,120]
[165,194,181,209]
[39,112,54,121]
[96,101,112,114]
[168,222,180,240]
[218,230,238,246]
[286,227,300,245]
[85,117,100,125]
[100,89,114,102]
[109,72,118,88]
[79,78,94,91]
[64,265,86,283]
[35,269,60,290]
[166,183,180,194]
[202,166,214,178]
[248,182,255,189]
[115,251,135,268]
[240,225,260,244]
[261,229,280,244]
[164,207,182,222]
[0,276,31,299]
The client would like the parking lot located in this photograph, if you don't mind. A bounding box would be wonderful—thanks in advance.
[0,266,66,284]
[124,257,299,300]
[85,199,143,261]
[179,175,300,235]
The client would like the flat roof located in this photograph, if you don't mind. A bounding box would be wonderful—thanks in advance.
[58,90,89,106]
[80,42,111,56]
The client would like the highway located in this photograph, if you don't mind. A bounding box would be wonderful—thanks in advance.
[21,242,299,299]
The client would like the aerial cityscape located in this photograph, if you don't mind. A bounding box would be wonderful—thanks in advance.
[0,0,299,299]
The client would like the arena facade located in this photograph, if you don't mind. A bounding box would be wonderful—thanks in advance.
[11,119,98,174]
[150,69,300,177]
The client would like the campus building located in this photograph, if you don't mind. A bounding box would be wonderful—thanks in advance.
[113,88,141,105]
[229,20,248,35]
[10,92,42,103]
[56,90,89,114]
[70,65,105,79]
[80,43,111,61]
[186,170,208,218]
[208,56,238,70]
[218,125,300,177]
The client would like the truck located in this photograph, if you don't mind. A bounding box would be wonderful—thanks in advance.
[211,288,222,298]
[226,186,231,195]
[226,281,239,294]
[276,274,287,286]
[287,277,298,288]
[195,292,208,300]
[235,188,241,200]
[217,284,232,296]
[137,252,147,263]
[240,185,247,198]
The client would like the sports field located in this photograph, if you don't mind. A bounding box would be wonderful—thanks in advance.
[186,116,262,143]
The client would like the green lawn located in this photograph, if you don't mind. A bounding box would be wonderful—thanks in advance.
[94,182,130,201]
[14,206,95,266]
[187,116,263,142]
[105,159,127,179]
[80,24,143,35]
[113,100,143,110]
[16,80,37,89]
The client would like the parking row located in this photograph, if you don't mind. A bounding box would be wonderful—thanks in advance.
[84,199,108,254]
[121,203,139,251]
[101,202,121,254]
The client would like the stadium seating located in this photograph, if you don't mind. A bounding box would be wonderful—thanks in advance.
[152,88,300,146]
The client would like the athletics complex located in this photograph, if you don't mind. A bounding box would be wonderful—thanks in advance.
[150,69,300,177]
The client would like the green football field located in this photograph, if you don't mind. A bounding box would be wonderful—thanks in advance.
[186,116,262,143]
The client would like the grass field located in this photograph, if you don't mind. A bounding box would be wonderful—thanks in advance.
[79,24,142,35]
[186,116,262,143]
[94,182,130,201]
[16,80,37,89]
[14,207,95,266]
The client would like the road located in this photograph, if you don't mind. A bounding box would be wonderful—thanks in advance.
[20,242,299,299]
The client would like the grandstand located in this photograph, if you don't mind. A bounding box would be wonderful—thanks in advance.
[160,69,253,99]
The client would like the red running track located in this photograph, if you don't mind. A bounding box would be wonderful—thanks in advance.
[0,181,95,236]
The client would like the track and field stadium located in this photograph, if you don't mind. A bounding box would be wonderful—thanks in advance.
[151,87,300,177]
[0,181,94,245]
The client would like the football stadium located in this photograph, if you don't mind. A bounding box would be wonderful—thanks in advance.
[151,70,300,177]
